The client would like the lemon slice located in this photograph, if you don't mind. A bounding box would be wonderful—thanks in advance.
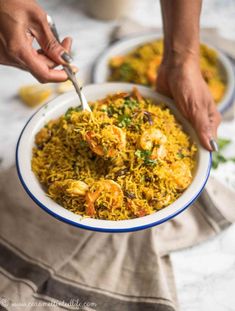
[19,84,53,107]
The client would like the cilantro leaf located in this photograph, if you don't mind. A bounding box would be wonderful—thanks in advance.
[212,137,233,169]
[65,107,82,120]
[118,115,131,127]
[218,138,231,150]
[135,149,157,166]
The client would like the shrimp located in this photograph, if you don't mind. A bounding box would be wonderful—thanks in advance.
[132,87,143,102]
[170,161,192,190]
[146,56,162,86]
[126,199,148,217]
[139,128,167,159]
[151,144,167,160]
[85,125,126,157]
[65,180,89,196]
[49,179,89,198]
[86,180,123,217]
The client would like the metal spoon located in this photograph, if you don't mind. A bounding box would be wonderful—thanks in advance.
[47,15,91,112]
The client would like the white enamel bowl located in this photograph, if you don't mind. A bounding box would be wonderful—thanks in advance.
[93,33,235,113]
[16,83,211,232]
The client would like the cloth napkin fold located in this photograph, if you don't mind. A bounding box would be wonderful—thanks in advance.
[1,23,235,311]
[0,168,235,311]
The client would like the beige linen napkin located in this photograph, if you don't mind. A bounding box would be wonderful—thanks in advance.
[1,24,235,311]
[0,165,235,311]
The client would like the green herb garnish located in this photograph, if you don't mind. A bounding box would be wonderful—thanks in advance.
[107,105,115,117]
[135,150,151,158]
[177,152,185,159]
[124,98,138,109]
[135,149,157,166]
[212,138,234,169]
[119,63,133,80]
[65,107,82,120]
[118,115,131,127]
[217,138,231,149]
[144,158,157,166]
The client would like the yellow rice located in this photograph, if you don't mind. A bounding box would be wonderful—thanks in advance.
[32,88,197,220]
[109,40,226,103]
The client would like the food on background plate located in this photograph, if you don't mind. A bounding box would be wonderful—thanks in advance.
[109,40,226,103]
[32,88,197,220]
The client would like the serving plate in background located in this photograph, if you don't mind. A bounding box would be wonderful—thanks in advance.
[16,83,211,232]
[93,33,235,113]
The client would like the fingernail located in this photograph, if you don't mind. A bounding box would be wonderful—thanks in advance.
[210,138,218,152]
[61,52,73,63]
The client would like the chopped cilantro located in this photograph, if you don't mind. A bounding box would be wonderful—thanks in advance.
[135,150,151,158]
[65,106,82,120]
[135,149,157,166]
[107,105,115,117]
[144,158,157,166]
[177,152,185,159]
[124,98,138,109]
[218,138,231,149]
[119,63,133,80]
[118,115,131,127]
[212,137,234,169]
[212,153,226,169]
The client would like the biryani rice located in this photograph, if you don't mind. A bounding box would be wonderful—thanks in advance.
[32,88,197,220]
[109,40,226,103]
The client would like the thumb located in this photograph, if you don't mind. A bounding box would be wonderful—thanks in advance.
[35,23,72,65]
[191,108,213,151]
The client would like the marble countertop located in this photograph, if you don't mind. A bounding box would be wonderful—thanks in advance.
[0,0,235,310]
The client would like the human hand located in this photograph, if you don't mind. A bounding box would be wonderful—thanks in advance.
[0,0,74,82]
[156,57,221,151]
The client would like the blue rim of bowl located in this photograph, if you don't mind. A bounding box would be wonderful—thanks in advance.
[92,33,235,114]
[15,101,212,233]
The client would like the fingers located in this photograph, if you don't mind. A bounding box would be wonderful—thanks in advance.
[188,99,221,151]
[31,15,73,65]
[0,2,74,82]
[208,101,221,139]
[17,25,76,82]
[36,38,72,69]
[175,93,220,151]
[19,47,69,83]
[61,37,73,53]
[191,107,213,151]
[36,50,57,68]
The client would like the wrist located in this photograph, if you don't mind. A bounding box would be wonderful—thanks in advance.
[162,37,200,67]
[162,48,200,70]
